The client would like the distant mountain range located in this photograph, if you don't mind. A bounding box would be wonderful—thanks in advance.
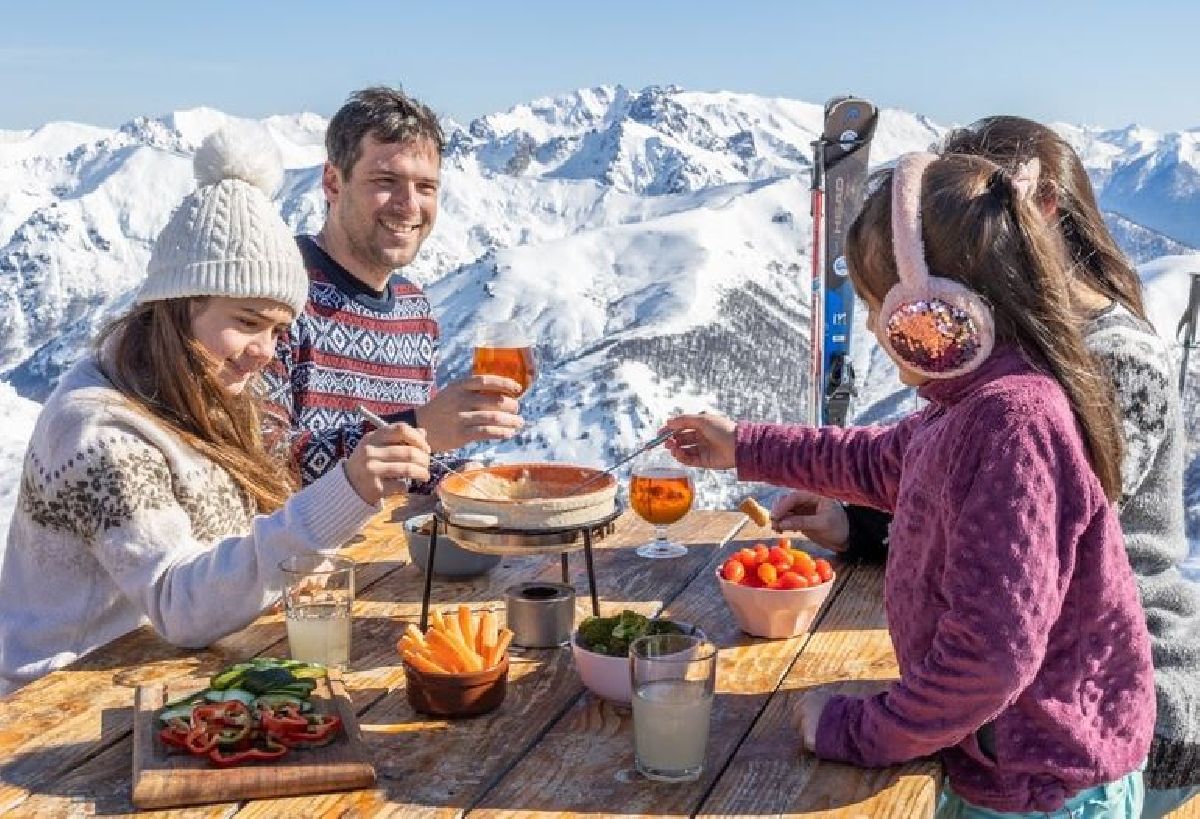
[1,85,1198,567]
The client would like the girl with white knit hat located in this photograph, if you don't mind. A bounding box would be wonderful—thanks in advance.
[0,125,429,694]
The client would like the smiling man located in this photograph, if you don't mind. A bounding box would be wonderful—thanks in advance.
[264,87,523,485]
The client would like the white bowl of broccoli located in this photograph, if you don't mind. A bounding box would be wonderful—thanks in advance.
[570,610,705,704]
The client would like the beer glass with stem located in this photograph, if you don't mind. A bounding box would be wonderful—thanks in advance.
[629,449,695,559]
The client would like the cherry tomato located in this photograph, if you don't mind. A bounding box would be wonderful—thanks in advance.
[805,571,821,587]
[757,562,778,586]
[794,550,817,572]
[722,558,746,583]
[767,546,794,568]
[775,537,792,550]
[752,544,770,565]
[815,559,834,583]
[742,572,764,588]
[736,548,759,570]
[779,571,810,590]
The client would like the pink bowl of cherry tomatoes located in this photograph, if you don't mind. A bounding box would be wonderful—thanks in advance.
[716,539,836,639]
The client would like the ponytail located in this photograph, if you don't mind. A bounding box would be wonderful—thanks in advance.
[941,115,1147,321]
[1001,174,1124,500]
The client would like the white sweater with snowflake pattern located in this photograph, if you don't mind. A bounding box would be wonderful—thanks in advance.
[0,355,379,694]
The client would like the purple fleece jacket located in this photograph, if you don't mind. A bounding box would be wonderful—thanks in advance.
[735,347,1154,813]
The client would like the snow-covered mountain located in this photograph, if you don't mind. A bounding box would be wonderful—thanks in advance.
[2,85,1199,577]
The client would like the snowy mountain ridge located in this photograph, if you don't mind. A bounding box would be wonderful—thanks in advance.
[1,85,1198,572]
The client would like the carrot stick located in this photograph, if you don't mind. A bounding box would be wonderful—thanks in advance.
[477,610,497,656]
[429,628,481,672]
[425,630,466,672]
[486,628,513,668]
[405,651,447,675]
[457,605,475,652]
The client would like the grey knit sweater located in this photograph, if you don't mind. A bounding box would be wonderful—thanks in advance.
[1086,302,1200,789]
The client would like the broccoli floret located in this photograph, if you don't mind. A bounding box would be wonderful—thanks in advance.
[577,615,619,653]
[611,610,649,640]
[577,611,685,655]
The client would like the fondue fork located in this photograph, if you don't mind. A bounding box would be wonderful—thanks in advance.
[565,428,678,496]
[356,406,506,499]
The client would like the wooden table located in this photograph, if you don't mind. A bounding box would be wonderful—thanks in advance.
[0,495,941,817]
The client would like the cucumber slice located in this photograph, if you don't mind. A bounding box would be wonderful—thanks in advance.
[157,703,197,724]
[253,693,306,710]
[289,664,327,680]
[209,663,253,690]
[265,682,316,698]
[204,688,257,706]
[239,667,299,695]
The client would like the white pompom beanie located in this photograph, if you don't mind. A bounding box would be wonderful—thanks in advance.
[136,124,309,315]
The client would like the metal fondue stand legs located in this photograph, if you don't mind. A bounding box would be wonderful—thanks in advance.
[418,510,604,632]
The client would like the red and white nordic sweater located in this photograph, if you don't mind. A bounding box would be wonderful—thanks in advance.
[263,235,439,485]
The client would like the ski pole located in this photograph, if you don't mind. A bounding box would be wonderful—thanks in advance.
[1177,271,1200,397]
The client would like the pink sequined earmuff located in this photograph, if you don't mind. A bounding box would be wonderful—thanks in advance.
[878,152,996,379]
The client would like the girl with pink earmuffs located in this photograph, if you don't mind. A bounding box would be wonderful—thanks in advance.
[662,152,1155,817]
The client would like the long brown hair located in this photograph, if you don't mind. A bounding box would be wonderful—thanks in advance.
[941,115,1146,320]
[846,154,1124,500]
[95,299,294,512]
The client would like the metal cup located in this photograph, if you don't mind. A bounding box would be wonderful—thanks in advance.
[505,582,575,648]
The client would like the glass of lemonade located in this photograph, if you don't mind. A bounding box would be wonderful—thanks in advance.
[630,449,695,559]
[630,633,717,782]
[472,320,537,396]
[279,553,355,670]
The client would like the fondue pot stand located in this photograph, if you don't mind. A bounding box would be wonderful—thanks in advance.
[417,504,620,631]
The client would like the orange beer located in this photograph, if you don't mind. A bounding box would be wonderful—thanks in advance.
[472,346,537,395]
[630,469,694,525]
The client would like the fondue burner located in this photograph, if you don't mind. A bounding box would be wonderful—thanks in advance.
[418,504,621,630]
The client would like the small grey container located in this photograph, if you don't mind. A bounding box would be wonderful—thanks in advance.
[506,582,576,648]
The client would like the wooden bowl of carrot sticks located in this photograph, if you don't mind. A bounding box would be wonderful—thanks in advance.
[398,606,514,718]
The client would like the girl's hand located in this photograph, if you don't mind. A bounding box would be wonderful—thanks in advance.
[663,413,737,470]
[771,490,850,552]
[794,688,834,753]
[344,423,432,505]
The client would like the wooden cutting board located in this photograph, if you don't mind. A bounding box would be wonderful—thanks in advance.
[132,673,375,810]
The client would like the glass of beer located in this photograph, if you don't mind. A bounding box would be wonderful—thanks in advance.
[472,321,537,396]
[630,450,695,559]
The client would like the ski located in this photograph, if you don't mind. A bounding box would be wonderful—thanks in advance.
[809,95,878,426]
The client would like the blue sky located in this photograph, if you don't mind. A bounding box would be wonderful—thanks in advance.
[3,0,1195,132]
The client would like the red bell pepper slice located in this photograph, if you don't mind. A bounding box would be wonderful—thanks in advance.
[158,722,191,750]
[185,725,219,755]
[193,700,251,727]
[208,737,288,767]
[258,703,308,735]
[270,714,342,748]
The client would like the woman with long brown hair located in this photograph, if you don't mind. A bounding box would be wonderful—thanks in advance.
[0,127,430,694]
[776,116,1199,818]
[663,151,1155,816]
